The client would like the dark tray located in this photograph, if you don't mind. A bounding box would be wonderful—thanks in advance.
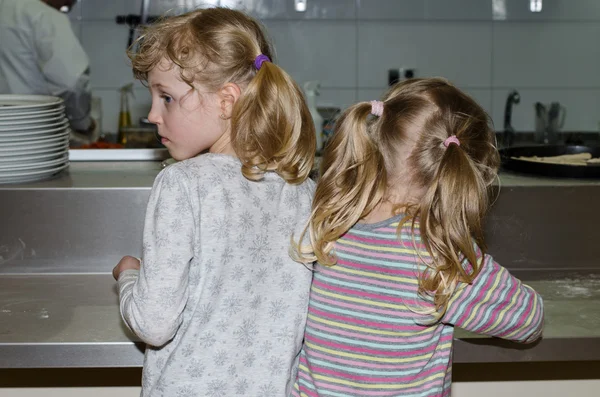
[499,145,600,178]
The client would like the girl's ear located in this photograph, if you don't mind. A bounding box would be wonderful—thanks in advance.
[218,82,242,119]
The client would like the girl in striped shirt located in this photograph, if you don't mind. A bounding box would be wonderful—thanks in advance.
[292,78,544,397]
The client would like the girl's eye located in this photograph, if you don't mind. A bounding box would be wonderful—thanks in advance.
[161,95,173,104]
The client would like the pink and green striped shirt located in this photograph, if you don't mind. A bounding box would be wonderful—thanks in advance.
[292,214,544,397]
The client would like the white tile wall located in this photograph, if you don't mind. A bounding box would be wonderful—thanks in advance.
[319,88,357,110]
[492,22,600,88]
[425,0,492,20]
[357,22,492,89]
[222,0,356,20]
[356,0,425,20]
[357,88,388,103]
[464,89,494,117]
[73,0,600,133]
[81,0,143,20]
[149,0,218,16]
[81,22,135,89]
[499,0,600,21]
[265,21,357,88]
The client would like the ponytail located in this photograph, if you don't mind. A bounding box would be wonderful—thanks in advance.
[231,62,315,184]
[410,113,498,319]
[294,102,387,266]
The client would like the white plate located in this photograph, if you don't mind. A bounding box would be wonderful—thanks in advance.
[0,130,69,147]
[0,118,68,132]
[0,127,71,143]
[0,163,68,185]
[0,153,68,171]
[0,95,63,113]
[69,148,170,161]
[0,124,68,138]
[0,138,68,155]
[0,150,66,164]
[0,114,65,127]
[0,105,65,120]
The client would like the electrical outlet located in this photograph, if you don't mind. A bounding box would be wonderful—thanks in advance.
[399,67,416,80]
[388,67,416,86]
[388,69,400,86]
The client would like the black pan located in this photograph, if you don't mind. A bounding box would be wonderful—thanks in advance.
[499,145,600,178]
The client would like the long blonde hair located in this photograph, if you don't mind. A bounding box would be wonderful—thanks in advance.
[297,78,500,318]
[129,7,315,184]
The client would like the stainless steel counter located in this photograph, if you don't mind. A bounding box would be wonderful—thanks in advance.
[1,161,600,368]
[2,161,600,190]
[1,272,599,368]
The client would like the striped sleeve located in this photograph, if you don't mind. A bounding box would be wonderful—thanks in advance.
[442,255,544,343]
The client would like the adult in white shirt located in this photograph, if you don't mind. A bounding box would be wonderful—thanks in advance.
[0,0,94,135]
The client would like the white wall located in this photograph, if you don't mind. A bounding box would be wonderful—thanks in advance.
[68,0,600,135]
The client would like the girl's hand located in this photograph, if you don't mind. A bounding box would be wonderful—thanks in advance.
[113,256,141,281]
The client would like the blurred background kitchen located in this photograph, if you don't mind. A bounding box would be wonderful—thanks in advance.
[64,0,600,144]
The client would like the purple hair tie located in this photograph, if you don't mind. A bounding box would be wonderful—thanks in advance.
[370,100,384,117]
[443,135,460,148]
[254,54,271,70]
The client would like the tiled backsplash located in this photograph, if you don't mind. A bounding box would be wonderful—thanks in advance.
[68,0,600,134]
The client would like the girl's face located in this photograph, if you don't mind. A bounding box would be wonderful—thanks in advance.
[147,60,233,160]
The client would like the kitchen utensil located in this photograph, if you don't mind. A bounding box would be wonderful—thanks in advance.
[548,102,566,135]
[534,102,547,143]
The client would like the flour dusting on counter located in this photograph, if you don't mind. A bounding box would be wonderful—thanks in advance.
[549,275,600,299]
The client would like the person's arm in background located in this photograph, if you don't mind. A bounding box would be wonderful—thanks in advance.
[34,6,93,134]
[442,253,544,343]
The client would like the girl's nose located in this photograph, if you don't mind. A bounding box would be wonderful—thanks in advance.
[147,107,161,125]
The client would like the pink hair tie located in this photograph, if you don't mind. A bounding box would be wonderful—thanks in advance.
[443,135,460,148]
[370,100,384,117]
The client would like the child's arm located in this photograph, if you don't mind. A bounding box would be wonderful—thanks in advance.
[117,166,195,347]
[442,254,544,343]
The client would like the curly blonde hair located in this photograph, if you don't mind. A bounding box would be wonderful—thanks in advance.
[296,78,500,319]
[129,7,315,184]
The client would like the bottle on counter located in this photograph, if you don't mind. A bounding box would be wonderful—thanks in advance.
[90,96,103,141]
[117,83,134,145]
[303,81,324,153]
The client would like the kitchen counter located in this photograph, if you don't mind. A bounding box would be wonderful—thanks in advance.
[3,160,600,190]
[1,272,599,368]
[1,161,600,368]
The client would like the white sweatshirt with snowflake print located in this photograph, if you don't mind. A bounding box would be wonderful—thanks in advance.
[117,153,314,397]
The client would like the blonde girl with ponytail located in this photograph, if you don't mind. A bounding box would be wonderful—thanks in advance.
[293,78,543,397]
[111,8,316,396]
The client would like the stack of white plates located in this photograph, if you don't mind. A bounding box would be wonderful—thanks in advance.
[0,95,70,184]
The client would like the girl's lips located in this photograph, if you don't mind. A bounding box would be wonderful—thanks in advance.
[161,137,170,144]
